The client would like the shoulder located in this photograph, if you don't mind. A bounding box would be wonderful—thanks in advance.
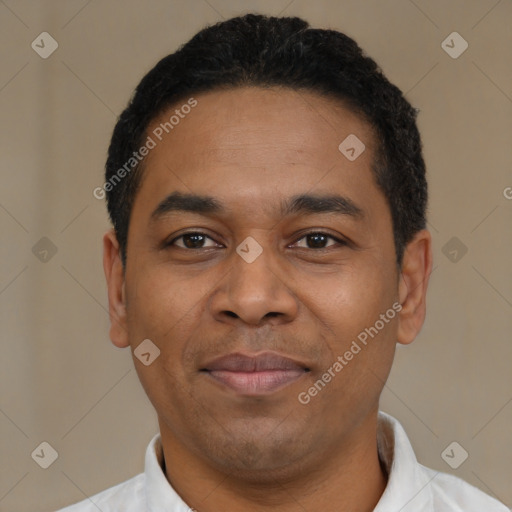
[55,473,145,512]
[420,464,509,512]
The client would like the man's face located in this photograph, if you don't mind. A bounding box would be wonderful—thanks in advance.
[113,87,405,476]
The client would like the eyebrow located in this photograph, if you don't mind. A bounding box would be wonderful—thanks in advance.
[150,191,364,221]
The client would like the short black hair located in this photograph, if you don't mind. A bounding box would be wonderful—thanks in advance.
[105,13,427,267]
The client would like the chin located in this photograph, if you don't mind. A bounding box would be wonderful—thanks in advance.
[199,420,314,478]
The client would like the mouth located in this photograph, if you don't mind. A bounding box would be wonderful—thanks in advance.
[201,352,310,395]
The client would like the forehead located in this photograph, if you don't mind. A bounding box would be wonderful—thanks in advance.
[135,86,381,219]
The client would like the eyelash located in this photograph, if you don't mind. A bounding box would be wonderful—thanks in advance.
[166,230,347,250]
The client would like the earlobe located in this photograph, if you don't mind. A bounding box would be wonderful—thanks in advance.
[103,229,130,348]
[396,229,433,345]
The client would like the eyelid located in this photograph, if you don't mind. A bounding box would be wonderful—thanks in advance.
[166,230,222,249]
[166,229,348,249]
[290,230,347,248]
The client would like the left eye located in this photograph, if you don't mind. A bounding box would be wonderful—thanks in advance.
[293,232,344,249]
[168,231,344,250]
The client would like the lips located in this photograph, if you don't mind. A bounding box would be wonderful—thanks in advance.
[201,352,309,395]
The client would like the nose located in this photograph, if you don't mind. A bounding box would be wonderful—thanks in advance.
[209,239,299,326]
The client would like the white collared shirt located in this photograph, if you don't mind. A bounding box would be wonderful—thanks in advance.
[56,411,508,511]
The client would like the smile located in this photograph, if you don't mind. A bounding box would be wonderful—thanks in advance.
[201,352,310,395]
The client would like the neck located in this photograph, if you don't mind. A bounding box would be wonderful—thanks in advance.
[158,411,388,512]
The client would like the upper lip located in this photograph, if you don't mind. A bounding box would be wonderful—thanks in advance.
[202,352,309,372]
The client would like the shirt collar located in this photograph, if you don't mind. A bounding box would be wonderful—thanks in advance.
[144,433,191,511]
[374,411,435,511]
[143,411,436,511]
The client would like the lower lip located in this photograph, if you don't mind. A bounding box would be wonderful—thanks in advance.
[206,369,306,395]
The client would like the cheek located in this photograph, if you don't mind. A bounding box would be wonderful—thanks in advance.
[125,269,202,412]
[125,265,211,340]
[303,260,396,335]
[308,302,398,415]
[299,256,399,394]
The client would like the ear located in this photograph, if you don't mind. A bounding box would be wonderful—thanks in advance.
[103,229,130,348]
[397,229,433,345]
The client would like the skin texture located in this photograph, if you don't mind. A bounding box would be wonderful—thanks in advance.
[103,86,432,512]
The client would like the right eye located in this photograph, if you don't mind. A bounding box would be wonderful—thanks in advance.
[167,231,222,250]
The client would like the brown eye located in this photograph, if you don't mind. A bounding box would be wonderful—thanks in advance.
[169,232,219,249]
[293,232,345,249]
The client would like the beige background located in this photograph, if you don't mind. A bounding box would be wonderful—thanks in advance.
[1,1,511,511]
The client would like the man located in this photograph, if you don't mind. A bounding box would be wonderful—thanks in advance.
[59,13,508,512]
